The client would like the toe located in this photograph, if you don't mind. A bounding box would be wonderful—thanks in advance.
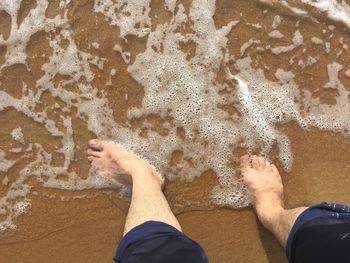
[89,139,103,151]
[271,164,279,174]
[86,149,102,157]
[240,155,250,168]
[264,159,273,172]
[252,155,260,169]
[258,156,266,169]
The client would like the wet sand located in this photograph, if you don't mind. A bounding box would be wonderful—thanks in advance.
[1,125,350,262]
[1,0,350,262]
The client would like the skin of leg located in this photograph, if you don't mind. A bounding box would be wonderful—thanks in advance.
[241,155,307,247]
[87,139,182,236]
[123,164,182,235]
[266,206,308,247]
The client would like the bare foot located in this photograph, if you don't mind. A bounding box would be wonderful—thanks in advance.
[240,155,284,230]
[86,139,164,188]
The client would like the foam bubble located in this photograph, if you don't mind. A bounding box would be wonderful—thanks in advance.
[14,200,31,216]
[311,37,323,45]
[268,30,284,39]
[272,15,281,29]
[11,127,25,144]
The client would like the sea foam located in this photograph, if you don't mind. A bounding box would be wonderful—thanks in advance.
[1,0,350,231]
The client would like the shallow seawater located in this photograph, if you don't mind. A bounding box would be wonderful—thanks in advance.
[1,0,350,234]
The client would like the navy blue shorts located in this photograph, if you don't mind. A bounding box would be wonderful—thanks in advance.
[114,221,209,263]
[286,202,350,263]
[114,203,350,263]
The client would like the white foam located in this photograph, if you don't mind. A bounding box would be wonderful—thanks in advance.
[272,15,281,29]
[281,0,350,29]
[2,0,350,231]
[271,30,303,55]
[113,44,131,64]
[164,0,176,13]
[302,0,350,28]
[93,0,151,38]
[293,30,304,46]
[11,127,25,144]
[325,42,331,53]
[325,62,343,90]
[14,200,31,216]
[240,39,261,56]
[268,30,284,39]
[247,23,263,30]
[91,42,100,49]
[311,36,323,45]
[0,0,66,68]
[281,1,308,15]
[0,150,16,172]
[306,56,318,66]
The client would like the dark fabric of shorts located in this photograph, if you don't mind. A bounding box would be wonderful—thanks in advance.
[114,221,209,263]
[286,202,350,263]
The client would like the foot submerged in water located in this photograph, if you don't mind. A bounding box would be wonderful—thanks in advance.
[240,155,284,228]
[86,139,164,188]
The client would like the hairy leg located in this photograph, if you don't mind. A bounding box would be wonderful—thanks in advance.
[87,139,182,236]
[240,155,307,247]
[266,207,307,247]
[124,164,182,235]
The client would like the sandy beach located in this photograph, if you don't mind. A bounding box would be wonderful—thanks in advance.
[1,0,350,262]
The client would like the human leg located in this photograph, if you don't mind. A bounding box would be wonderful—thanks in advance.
[240,155,307,247]
[86,138,181,235]
[87,139,208,263]
[240,155,350,263]
[123,163,182,235]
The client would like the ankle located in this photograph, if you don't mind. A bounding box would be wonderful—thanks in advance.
[130,164,163,188]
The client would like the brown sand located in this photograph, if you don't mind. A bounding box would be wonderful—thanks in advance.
[1,0,350,262]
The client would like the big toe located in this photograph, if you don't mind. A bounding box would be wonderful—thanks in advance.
[89,139,103,151]
[252,155,261,169]
[86,149,102,157]
[264,159,274,172]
